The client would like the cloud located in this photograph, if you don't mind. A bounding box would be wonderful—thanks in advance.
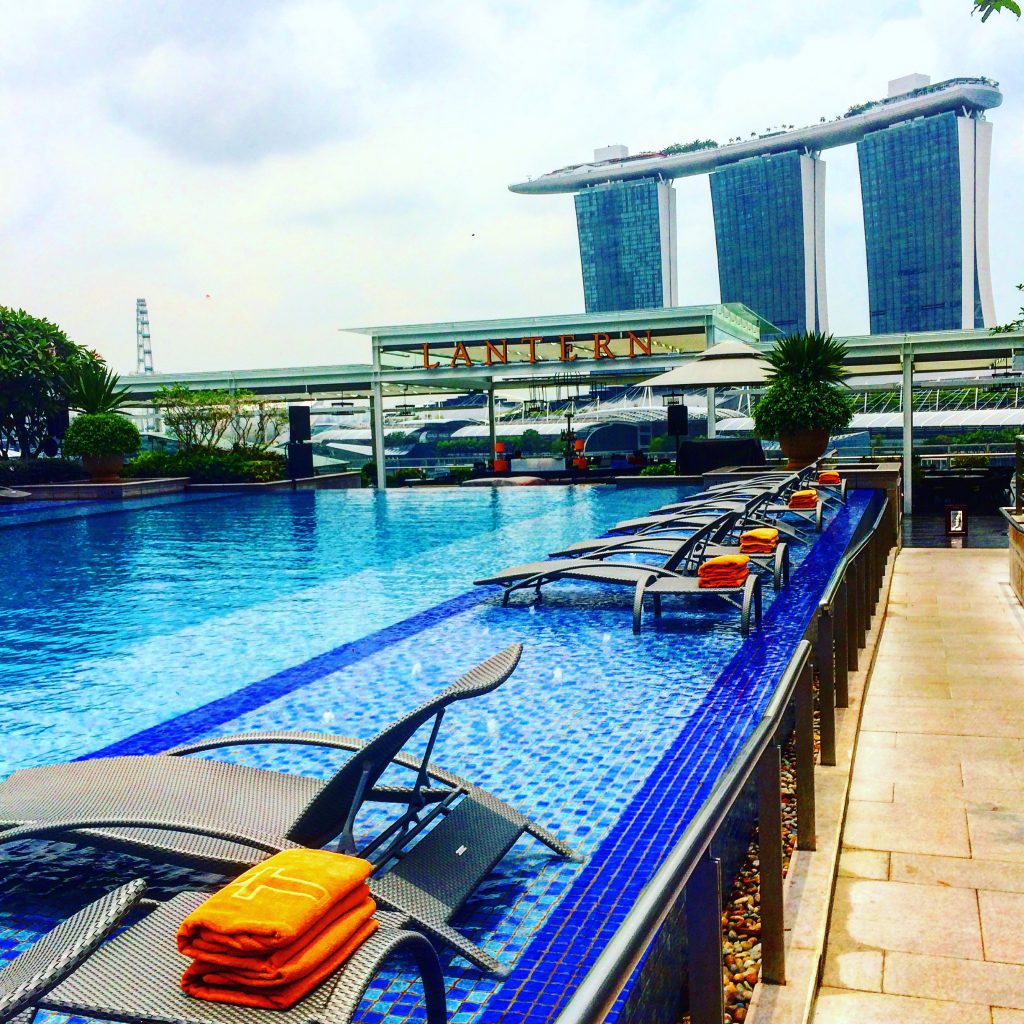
[0,0,1021,372]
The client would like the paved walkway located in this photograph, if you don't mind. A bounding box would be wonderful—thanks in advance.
[813,547,1024,1024]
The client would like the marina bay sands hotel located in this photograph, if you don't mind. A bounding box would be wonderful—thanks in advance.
[510,75,1002,336]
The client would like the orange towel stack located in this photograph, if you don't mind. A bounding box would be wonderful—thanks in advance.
[739,528,779,554]
[698,554,749,589]
[818,471,841,486]
[178,850,377,1010]
[788,488,818,510]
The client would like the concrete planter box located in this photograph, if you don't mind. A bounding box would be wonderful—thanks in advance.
[20,477,189,501]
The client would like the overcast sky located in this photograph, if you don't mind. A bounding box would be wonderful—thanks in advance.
[1,0,1021,373]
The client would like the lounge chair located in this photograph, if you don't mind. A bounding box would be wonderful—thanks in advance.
[475,518,763,635]
[608,493,804,542]
[0,645,578,974]
[0,486,31,502]
[550,531,789,591]
[2,880,448,1024]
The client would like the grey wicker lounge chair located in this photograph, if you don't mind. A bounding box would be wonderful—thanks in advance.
[0,879,146,1024]
[4,881,448,1024]
[475,519,763,635]
[0,645,578,974]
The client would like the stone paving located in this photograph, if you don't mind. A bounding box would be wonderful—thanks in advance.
[812,547,1024,1024]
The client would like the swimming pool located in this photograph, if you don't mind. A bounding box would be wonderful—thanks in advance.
[0,484,874,1024]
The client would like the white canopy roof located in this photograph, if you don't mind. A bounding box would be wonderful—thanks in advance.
[643,340,769,388]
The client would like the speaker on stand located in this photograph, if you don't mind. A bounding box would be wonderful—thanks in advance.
[666,402,688,474]
[287,405,314,480]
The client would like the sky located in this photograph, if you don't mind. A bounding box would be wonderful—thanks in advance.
[1,0,1022,373]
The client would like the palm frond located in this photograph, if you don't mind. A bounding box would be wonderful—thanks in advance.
[764,331,848,386]
[64,359,135,414]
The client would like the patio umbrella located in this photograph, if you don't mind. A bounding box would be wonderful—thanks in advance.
[643,339,770,388]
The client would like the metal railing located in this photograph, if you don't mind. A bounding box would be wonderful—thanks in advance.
[554,493,896,1024]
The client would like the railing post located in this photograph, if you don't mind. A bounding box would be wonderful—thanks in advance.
[834,587,850,707]
[845,571,859,673]
[860,549,871,645]
[795,660,816,851]
[757,742,786,984]
[685,850,725,1024]
[817,608,837,766]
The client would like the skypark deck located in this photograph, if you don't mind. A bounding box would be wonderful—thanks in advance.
[510,77,1001,194]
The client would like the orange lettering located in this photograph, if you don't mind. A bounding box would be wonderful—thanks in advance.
[449,341,473,367]
[484,339,508,366]
[592,333,614,359]
[559,335,577,361]
[628,330,652,357]
[422,343,440,369]
[521,336,541,363]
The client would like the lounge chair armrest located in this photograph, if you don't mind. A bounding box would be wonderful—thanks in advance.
[164,731,369,756]
[0,819,303,856]
[323,926,447,1024]
[0,879,146,1023]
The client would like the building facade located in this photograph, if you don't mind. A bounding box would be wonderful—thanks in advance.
[710,151,827,335]
[573,177,677,313]
[858,110,996,334]
[514,76,1001,336]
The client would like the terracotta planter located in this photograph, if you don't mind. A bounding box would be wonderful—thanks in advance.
[777,429,830,469]
[82,453,125,483]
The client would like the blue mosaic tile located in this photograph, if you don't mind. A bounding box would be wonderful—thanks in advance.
[0,486,876,1024]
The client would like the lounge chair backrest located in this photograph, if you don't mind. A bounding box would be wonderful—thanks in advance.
[664,513,736,572]
[288,644,524,847]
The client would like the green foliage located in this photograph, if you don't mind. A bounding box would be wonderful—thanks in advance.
[0,457,84,484]
[640,462,677,476]
[64,359,135,414]
[992,283,1024,334]
[753,331,855,440]
[929,428,1020,446]
[154,385,284,453]
[764,331,848,386]
[125,448,285,483]
[973,0,1021,20]
[753,380,856,439]
[0,306,93,459]
[63,413,141,458]
[448,465,474,485]
[662,139,719,155]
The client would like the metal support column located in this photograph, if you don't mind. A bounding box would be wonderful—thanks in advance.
[816,610,836,767]
[685,851,725,1024]
[757,743,786,984]
[795,660,816,851]
[902,350,913,516]
[706,387,717,439]
[371,378,386,490]
[487,387,497,466]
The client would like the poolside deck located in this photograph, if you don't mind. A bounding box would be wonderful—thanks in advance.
[813,547,1024,1023]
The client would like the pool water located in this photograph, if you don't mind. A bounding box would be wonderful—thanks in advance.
[0,484,873,1024]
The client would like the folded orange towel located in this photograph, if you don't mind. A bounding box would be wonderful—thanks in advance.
[788,489,818,509]
[698,553,749,588]
[178,850,377,1010]
[818,471,841,485]
[183,886,373,975]
[178,849,373,956]
[739,528,778,554]
[181,918,378,1010]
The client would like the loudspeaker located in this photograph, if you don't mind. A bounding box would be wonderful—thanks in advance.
[287,440,314,479]
[667,403,688,436]
[288,405,311,443]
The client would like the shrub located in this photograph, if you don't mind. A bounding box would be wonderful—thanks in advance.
[753,332,856,440]
[449,466,474,485]
[124,448,285,483]
[640,462,677,476]
[63,413,141,458]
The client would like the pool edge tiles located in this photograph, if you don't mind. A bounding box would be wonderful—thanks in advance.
[475,490,876,1024]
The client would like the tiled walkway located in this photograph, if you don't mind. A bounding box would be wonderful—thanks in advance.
[812,547,1024,1023]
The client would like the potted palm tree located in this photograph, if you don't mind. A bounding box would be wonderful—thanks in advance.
[752,332,856,468]
[62,360,140,481]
